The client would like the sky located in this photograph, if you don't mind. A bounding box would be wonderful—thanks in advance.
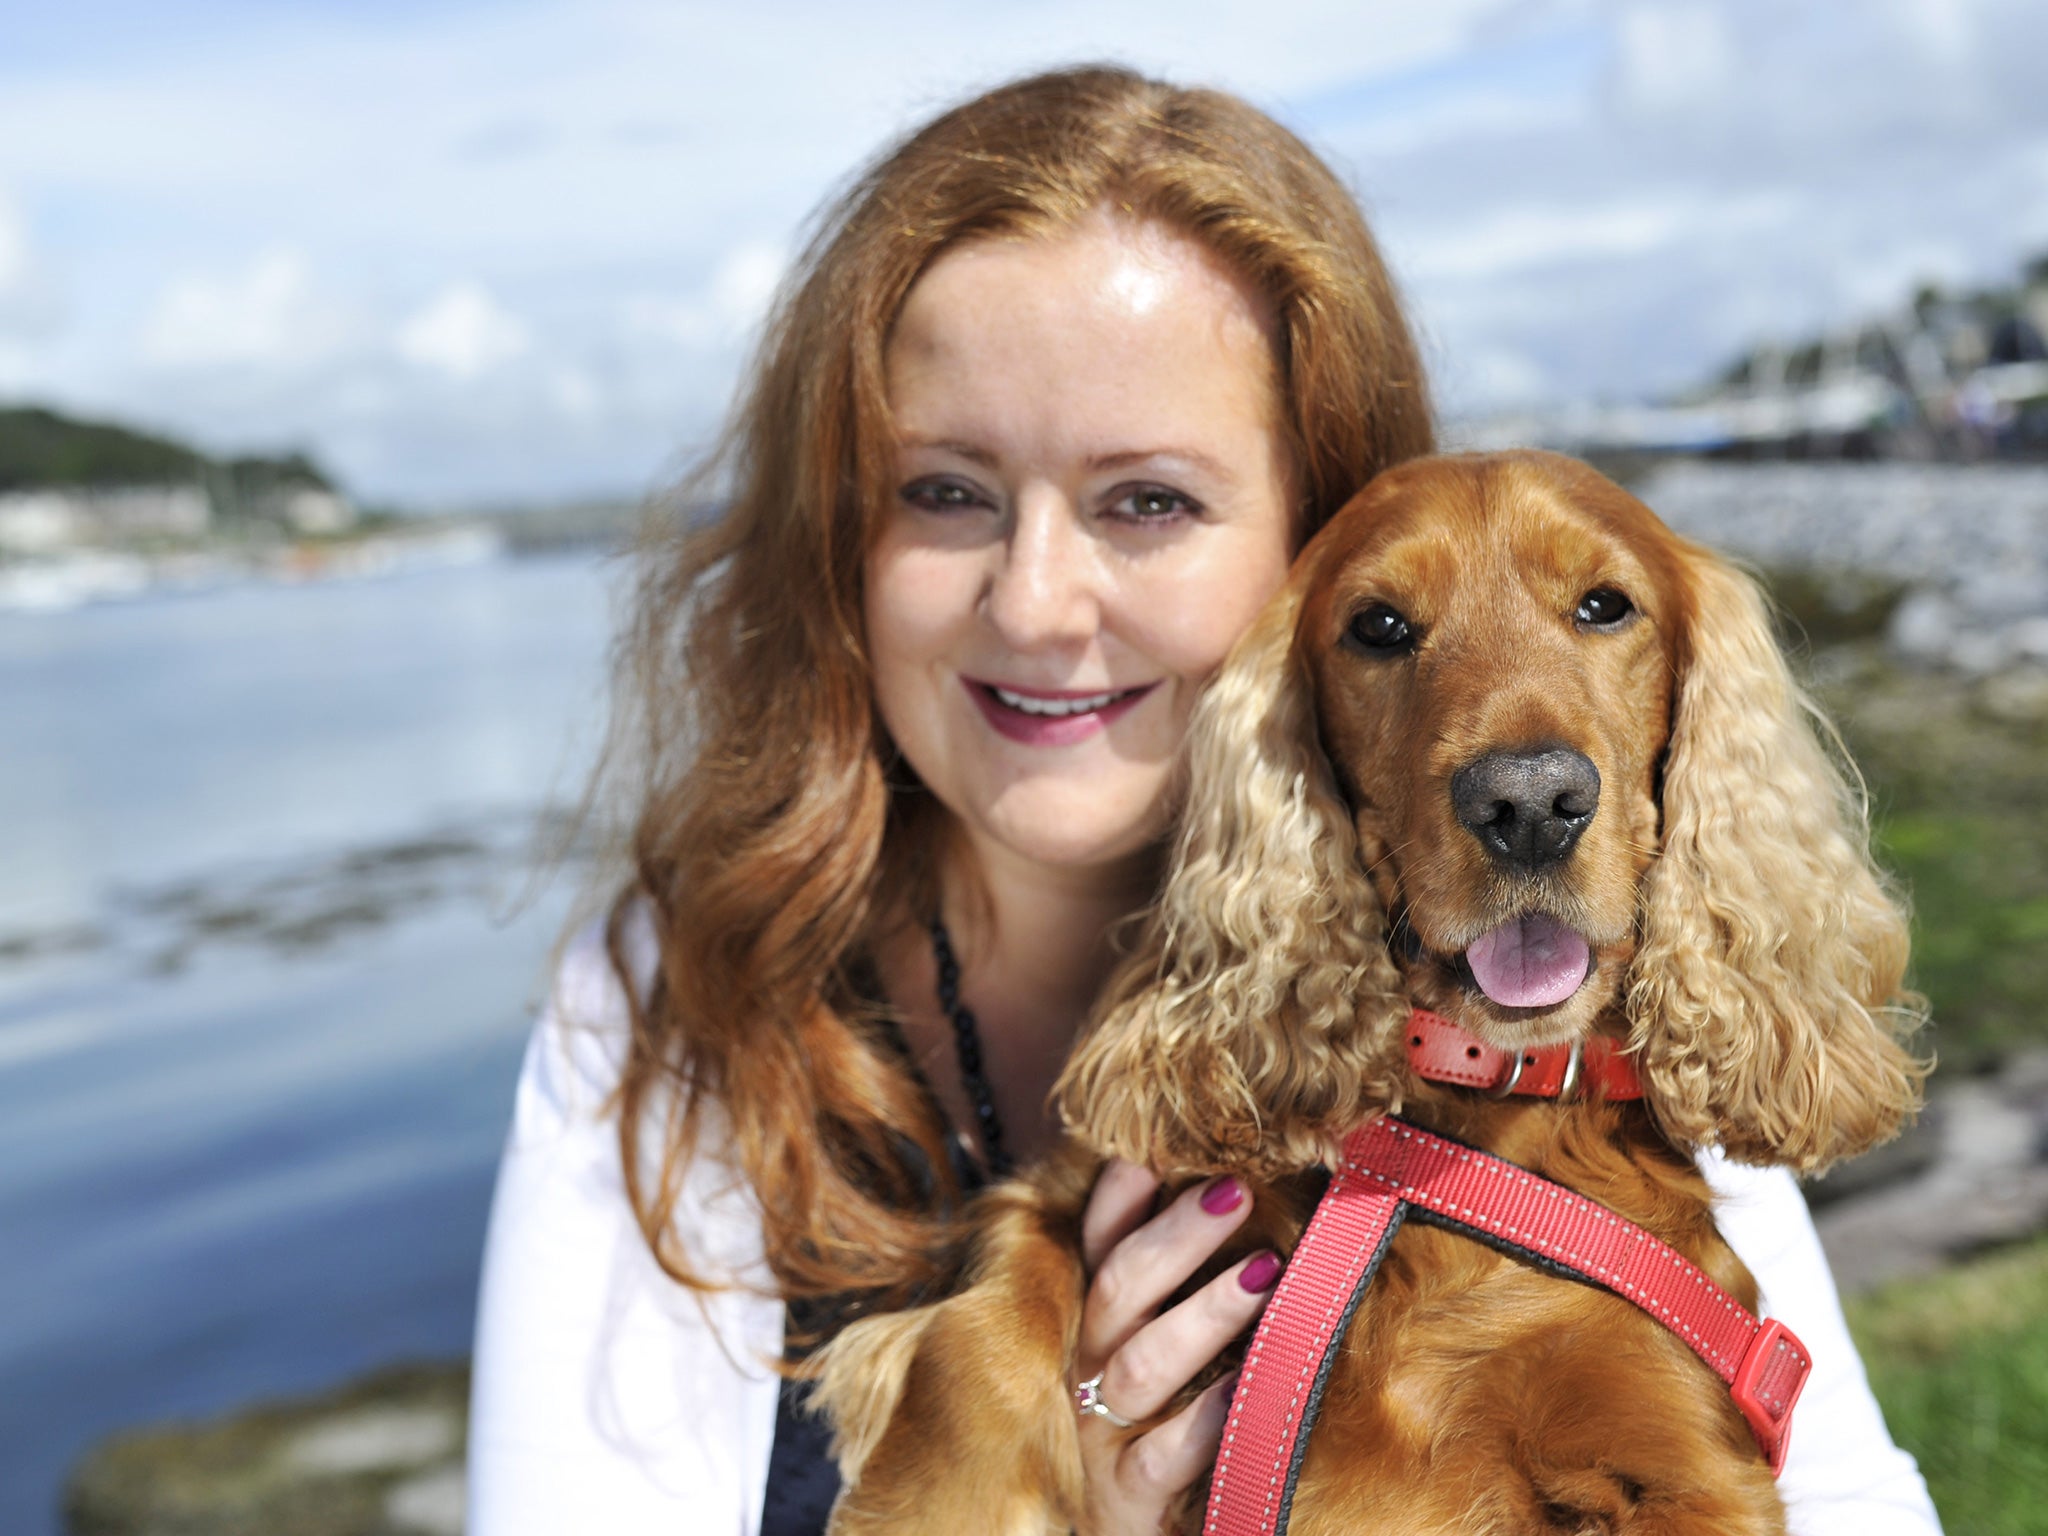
[1,0,2045,509]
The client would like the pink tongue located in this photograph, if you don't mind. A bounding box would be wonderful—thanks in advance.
[1465,915,1591,1008]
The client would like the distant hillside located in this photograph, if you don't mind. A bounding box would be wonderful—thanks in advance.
[0,405,335,499]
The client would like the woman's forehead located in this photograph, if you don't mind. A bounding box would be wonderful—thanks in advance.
[893,214,1277,363]
[884,219,1283,463]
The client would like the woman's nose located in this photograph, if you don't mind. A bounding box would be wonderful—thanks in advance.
[983,494,1098,652]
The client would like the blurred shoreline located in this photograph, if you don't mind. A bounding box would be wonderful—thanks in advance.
[0,502,658,616]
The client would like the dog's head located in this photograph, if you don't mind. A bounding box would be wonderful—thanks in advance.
[1060,450,1925,1178]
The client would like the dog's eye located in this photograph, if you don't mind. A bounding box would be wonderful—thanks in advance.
[1575,588,1634,628]
[1347,603,1413,651]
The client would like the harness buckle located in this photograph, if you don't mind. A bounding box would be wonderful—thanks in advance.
[1730,1318,1811,1474]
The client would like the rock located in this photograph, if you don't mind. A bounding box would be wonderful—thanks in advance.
[2012,617,2048,665]
[1815,1053,2048,1293]
[1636,461,2048,683]
[1948,628,2014,677]
[63,1361,467,1536]
[1887,589,1956,665]
[1801,1109,1941,1210]
[1977,664,2048,724]
[385,1466,466,1536]
[284,1406,459,1477]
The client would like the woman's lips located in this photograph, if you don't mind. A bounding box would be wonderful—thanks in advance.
[966,679,1156,745]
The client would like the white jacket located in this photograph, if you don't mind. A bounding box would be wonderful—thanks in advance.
[468,920,1942,1535]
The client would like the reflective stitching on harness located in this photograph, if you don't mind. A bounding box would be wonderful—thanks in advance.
[1349,1121,1748,1377]
[1204,1116,1808,1536]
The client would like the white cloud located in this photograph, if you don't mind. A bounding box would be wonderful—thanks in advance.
[0,189,63,347]
[711,240,786,331]
[0,194,28,294]
[0,341,32,392]
[549,366,601,421]
[395,283,529,380]
[1613,2,1736,117]
[1338,87,1585,161]
[625,238,788,352]
[140,247,352,370]
[1887,0,1976,68]
[1454,345,1553,411]
[1400,201,1694,282]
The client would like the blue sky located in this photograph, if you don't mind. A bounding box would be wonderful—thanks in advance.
[2,0,2044,507]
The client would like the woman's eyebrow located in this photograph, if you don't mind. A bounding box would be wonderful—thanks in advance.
[898,436,999,468]
[1086,447,1238,483]
[897,438,1239,484]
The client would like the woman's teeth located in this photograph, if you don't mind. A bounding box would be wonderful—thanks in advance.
[991,686,1131,717]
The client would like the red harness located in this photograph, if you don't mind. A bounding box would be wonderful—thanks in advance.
[1202,1009,1810,1536]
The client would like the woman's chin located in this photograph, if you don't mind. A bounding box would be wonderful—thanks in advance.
[963,784,1170,880]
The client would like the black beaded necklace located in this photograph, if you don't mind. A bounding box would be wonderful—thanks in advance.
[928,916,1011,1178]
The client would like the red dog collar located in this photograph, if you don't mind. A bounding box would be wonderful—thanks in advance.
[1205,1116,1809,1536]
[1405,1006,1644,1100]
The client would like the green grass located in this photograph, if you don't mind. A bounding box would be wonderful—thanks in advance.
[1764,581,2048,1526]
[1873,811,2048,1067]
[1846,1236,2048,1533]
[1794,638,2048,1070]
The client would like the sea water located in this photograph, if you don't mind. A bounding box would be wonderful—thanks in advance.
[0,550,618,1536]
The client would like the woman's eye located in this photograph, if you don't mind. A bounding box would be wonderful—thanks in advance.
[1575,588,1634,627]
[1346,603,1413,652]
[1109,484,1198,522]
[899,477,986,512]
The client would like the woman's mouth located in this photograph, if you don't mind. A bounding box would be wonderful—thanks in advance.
[967,680,1156,745]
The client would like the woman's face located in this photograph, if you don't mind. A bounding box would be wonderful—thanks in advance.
[866,214,1296,883]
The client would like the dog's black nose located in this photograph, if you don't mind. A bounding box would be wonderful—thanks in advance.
[1451,748,1601,871]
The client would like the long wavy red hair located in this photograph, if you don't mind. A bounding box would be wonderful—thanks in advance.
[606,64,1436,1309]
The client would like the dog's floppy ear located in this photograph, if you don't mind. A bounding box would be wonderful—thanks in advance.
[1056,584,1410,1179]
[1629,553,1927,1173]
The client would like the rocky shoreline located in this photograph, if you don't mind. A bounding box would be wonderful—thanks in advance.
[1638,460,2048,685]
[1815,1050,2048,1293]
[64,1364,467,1536]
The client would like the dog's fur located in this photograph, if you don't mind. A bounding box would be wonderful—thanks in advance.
[812,451,1926,1535]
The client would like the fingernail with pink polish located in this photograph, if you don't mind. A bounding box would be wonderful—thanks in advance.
[1239,1250,1283,1293]
[1200,1176,1244,1215]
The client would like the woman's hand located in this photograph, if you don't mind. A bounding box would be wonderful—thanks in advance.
[1072,1159,1283,1536]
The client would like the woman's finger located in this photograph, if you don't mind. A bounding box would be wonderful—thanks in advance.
[1088,1248,1280,1422]
[1081,1158,1162,1272]
[1116,1371,1238,1508]
[1081,1174,1254,1365]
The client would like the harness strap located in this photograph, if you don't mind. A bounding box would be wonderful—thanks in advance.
[1203,1117,1810,1536]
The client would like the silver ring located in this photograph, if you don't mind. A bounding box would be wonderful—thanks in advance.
[1557,1037,1584,1100]
[1074,1371,1135,1429]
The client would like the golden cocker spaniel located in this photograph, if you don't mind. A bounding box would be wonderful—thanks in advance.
[814,450,1926,1535]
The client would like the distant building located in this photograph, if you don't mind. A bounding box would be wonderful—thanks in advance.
[272,487,357,536]
[0,484,212,555]
[0,405,358,554]
[0,492,83,554]
[1486,252,2048,463]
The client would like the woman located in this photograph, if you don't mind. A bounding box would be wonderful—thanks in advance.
[468,65,1939,1536]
